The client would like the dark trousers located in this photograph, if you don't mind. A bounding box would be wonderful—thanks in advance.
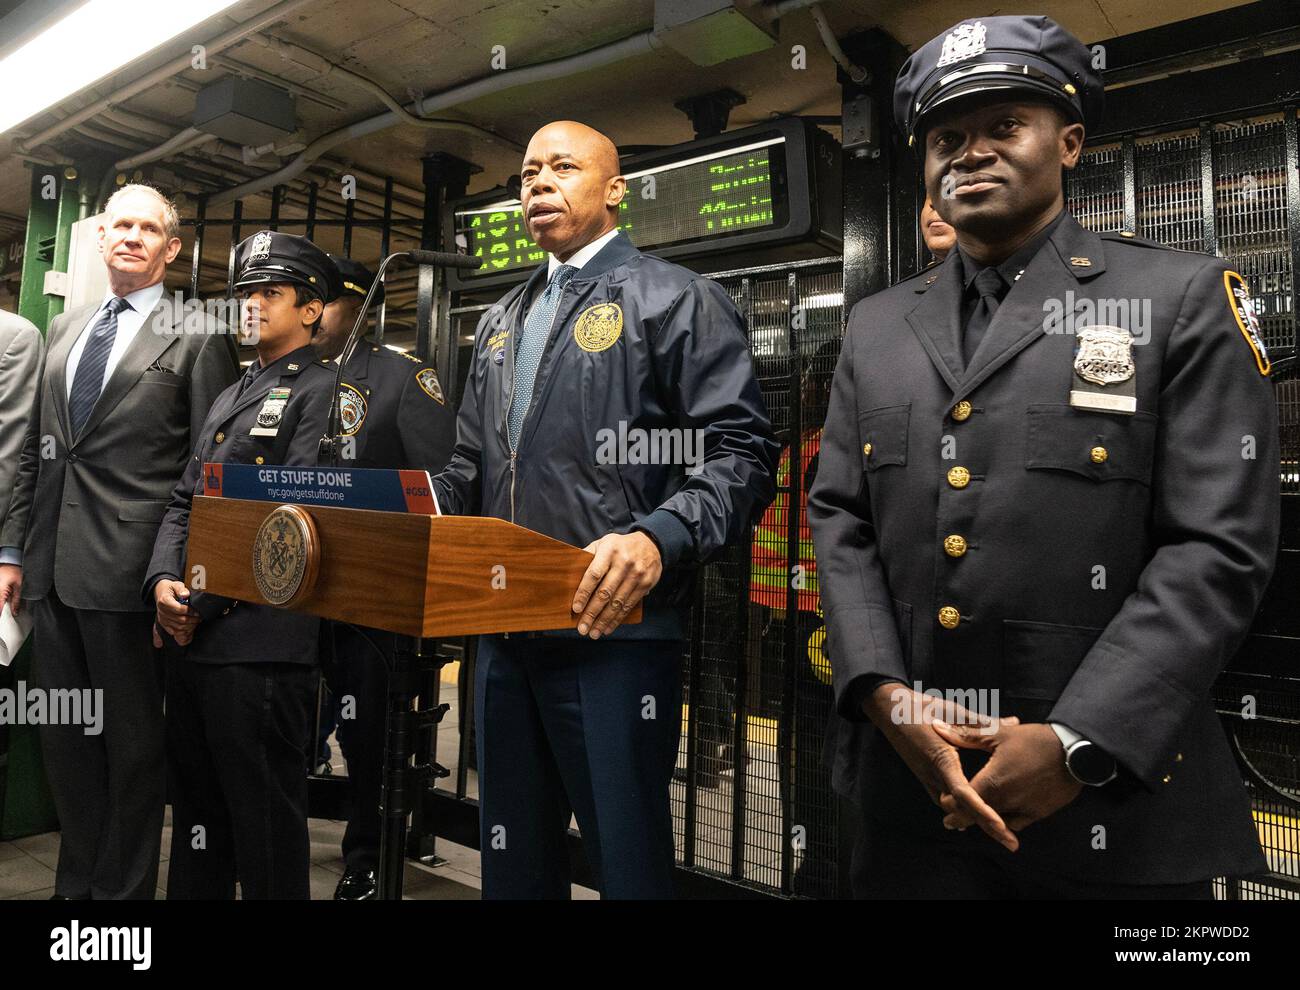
[321,623,391,873]
[165,657,316,900]
[475,635,682,899]
[852,812,1215,899]
[31,588,163,900]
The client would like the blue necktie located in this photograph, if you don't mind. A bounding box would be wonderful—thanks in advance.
[69,296,130,436]
[508,264,577,450]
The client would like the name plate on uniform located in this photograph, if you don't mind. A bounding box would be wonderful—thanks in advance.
[202,463,440,514]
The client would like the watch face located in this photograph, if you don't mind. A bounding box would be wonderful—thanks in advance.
[1068,741,1115,785]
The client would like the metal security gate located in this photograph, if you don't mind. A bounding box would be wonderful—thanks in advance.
[1064,113,1300,900]
[675,258,843,898]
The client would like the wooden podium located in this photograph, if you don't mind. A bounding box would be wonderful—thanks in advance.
[186,496,642,633]
[185,478,639,900]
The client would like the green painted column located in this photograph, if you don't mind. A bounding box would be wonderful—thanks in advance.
[16,163,81,332]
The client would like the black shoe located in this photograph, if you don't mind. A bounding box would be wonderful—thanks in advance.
[673,763,720,789]
[49,893,89,900]
[333,869,378,901]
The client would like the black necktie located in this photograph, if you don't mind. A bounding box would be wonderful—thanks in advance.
[69,296,130,435]
[236,361,264,398]
[963,267,1006,365]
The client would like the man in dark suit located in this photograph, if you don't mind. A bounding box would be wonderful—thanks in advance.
[433,120,777,898]
[314,256,457,900]
[0,184,237,900]
[147,231,340,900]
[809,15,1279,898]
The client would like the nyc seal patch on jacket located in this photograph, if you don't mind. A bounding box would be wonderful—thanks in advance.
[1070,325,1136,414]
[573,302,623,352]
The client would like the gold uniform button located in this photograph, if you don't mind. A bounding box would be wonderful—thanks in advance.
[1175,753,1183,762]
[951,400,972,422]
[946,466,970,489]
[937,606,961,629]
[215,432,225,443]
[255,456,265,465]
[1162,774,1172,784]
[862,442,872,456]
[943,535,967,557]
[1090,446,1108,464]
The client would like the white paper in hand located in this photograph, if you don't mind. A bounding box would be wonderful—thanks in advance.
[0,601,33,667]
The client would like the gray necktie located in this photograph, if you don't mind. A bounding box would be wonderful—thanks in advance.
[508,264,577,450]
[69,296,130,435]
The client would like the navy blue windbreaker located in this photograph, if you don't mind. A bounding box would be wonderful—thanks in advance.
[432,231,778,638]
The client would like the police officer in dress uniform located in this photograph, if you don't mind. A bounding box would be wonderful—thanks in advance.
[145,231,343,899]
[432,120,777,898]
[809,15,1279,898]
[313,255,457,900]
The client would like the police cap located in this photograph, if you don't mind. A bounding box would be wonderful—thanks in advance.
[329,254,384,307]
[234,230,343,303]
[895,15,1103,146]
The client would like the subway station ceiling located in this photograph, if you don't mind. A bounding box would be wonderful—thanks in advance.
[0,0,1260,305]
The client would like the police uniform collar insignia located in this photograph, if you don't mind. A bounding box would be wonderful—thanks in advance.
[249,230,273,262]
[574,302,623,352]
[936,21,986,68]
[251,386,291,436]
[1070,325,1137,414]
[287,362,299,371]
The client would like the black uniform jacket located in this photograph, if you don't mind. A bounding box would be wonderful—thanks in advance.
[809,212,1279,884]
[145,344,336,665]
[432,231,778,639]
[331,340,456,474]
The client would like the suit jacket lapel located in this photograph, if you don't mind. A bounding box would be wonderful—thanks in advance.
[903,255,965,393]
[48,305,98,444]
[953,214,1108,404]
[74,296,179,443]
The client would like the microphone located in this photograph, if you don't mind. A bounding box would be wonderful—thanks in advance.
[401,249,483,271]
[318,249,482,466]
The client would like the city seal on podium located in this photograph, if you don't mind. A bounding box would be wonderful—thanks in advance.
[252,504,321,607]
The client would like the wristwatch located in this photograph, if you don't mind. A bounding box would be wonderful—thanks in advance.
[1049,722,1117,786]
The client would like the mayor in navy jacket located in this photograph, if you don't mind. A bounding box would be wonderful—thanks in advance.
[432,120,777,898]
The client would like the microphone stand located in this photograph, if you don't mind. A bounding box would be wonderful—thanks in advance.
[316,249,479,900]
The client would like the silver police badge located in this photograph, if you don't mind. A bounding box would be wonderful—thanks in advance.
[1073,325,1135,386]
[250,386,290,436]
[936,21,987,67]
[1071,325,1137,414]
[249,230,273,262]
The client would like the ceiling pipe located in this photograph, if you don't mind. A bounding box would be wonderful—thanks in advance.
[207,29,666,207]
[246,32,524,153]
[809,4,868,84]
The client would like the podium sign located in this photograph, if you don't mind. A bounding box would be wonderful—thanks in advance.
[186,465,640,637]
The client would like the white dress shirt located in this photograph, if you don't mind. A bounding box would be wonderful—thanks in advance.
[547,226,620,280]
[65,281,166,400]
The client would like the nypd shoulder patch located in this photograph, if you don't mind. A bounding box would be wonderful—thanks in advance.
[1223,270,1271,376]
[416,367,445,404]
